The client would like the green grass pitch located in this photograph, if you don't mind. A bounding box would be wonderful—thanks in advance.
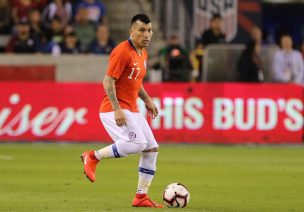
[0,143,304,212]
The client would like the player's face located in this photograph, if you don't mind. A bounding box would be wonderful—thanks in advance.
[130,20,153,49]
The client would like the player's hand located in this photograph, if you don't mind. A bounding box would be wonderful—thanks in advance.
[114,109,127,126]
[145,100,158,119]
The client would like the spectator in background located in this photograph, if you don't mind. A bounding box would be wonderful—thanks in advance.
[89,24,115,54]
[0,0,12,34]
[41,0,72,29]
[63,24,74,35]
[190,41,204,82]
[37,31,59,54]
[201,14,225,47]
[6,18,37,53]
[33,0,48,11]
[74,0,106,24]
[45,16,64,44]
[60,31,80,54]
[73,6,96,52]
[12,0,38,24]
[300,40,304,59]
[158,34,192,82]
[237,40,264,82]
[250,26,262,44]
[272,34,304,84]
[28,9,43,41]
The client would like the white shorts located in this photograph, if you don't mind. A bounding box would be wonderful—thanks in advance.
[99,109,159,150]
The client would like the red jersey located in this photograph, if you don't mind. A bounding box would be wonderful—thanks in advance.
[100,39,148,112]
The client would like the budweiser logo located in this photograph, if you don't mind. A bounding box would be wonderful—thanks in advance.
[138,97,303,131]
[0,93,88,137]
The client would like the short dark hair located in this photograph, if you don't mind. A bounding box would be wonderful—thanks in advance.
[52,15,62,22]
[131,14,151,26]
[280,32,291,39]
[211,14,222,20]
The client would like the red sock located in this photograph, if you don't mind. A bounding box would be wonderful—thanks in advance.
[136,193,147,199]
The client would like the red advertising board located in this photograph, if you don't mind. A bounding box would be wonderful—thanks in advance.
[0,82,303,143]
[0,65,55,81]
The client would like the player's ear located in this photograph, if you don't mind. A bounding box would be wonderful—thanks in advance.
[129,25,134,36]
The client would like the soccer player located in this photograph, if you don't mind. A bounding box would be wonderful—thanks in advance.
[81,14,163,208]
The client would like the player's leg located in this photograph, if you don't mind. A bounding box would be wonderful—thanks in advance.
[81,110,148,182]
[132,114,163,208]
[136,148,158,194]
[95,110,148,159]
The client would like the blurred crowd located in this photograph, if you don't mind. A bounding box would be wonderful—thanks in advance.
[155,14,304,84]
[0,1,303,84]
[0,0,115,55]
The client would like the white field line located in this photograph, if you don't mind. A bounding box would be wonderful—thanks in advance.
[0,155,14,160]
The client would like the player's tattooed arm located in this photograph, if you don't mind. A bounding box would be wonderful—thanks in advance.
[103,75,127,126]
[138,86,151,103]
[103,75,120,110]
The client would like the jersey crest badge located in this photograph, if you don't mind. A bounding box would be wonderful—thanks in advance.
[128,132,136,140]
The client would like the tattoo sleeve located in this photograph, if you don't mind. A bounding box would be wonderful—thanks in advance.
[103,75,120,110]
[138,86,151,103]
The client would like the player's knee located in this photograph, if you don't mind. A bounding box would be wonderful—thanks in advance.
[129,142,147,154]
[142,147,159,152]
[137,142,148,152]
[116,141,147,157]
[131,142,147,155]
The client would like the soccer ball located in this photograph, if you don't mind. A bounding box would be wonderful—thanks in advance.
[162,183,190,208]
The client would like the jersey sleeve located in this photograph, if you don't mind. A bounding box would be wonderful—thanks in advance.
[106,48,130,79]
